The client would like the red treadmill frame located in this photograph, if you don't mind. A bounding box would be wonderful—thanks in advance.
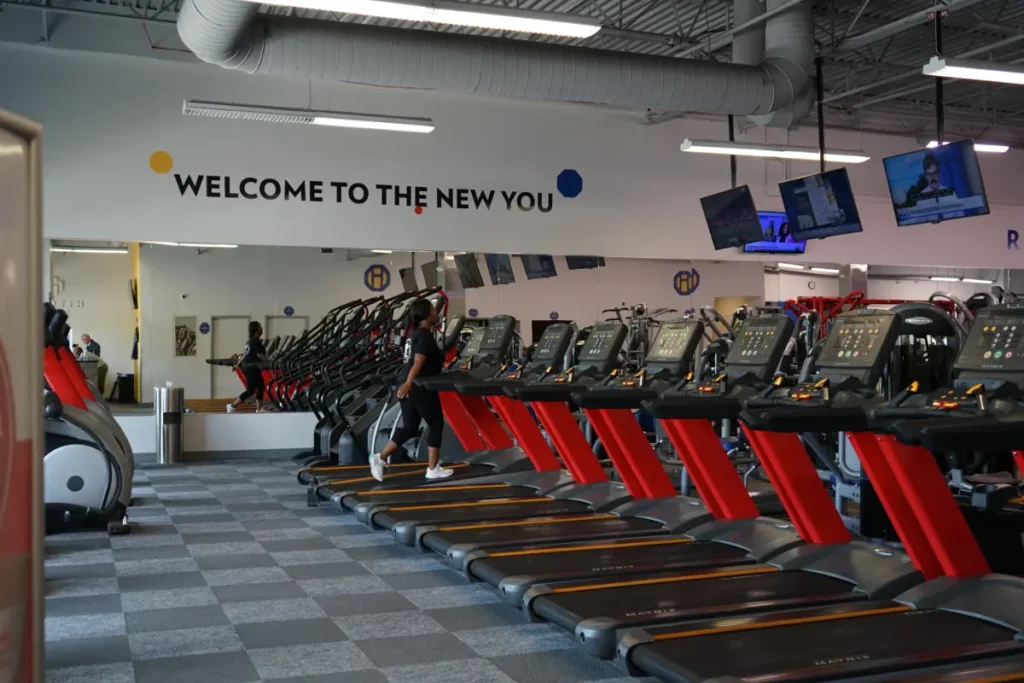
[875,435,990,578]
[530,402,609,485]
[583,408,679,499]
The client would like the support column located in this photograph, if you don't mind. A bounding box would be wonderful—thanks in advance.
[839,264,868,297]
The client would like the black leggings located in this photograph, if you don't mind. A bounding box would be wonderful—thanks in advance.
[238,370,266,402]
[390,389,445,449]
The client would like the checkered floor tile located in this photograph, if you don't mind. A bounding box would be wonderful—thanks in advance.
[45,457,653,682]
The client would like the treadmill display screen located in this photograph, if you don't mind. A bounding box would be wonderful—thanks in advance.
[479,317,515,352]
[580,324,625,362]
[534,324,570,362]
[647,322,700,362]
[462,329,483,358]
[821,316,893,369]
[726,318,785,365]
[956,308,1024,371]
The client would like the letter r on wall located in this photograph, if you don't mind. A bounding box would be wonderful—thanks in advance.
[1010,229,1020,250]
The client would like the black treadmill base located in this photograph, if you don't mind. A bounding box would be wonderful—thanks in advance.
[626,608,1022,683]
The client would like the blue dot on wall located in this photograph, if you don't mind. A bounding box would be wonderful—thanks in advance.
[199,322,210,335]
[549,311,559,320]
[468,308,479,318]
[673,268,700,296]
[556,169,583,199]
[283,306,295,317]
[364,264,391,292]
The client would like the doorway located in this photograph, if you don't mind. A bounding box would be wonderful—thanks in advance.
[210,315,250,399]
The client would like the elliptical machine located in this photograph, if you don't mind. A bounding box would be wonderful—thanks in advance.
[43,304,133,535]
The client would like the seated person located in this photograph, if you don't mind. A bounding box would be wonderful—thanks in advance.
[72,344,108,394]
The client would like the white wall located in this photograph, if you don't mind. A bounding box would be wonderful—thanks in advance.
[116,411,317,454]
[140,245,413,397]
[3,43,1023,269]
[461,256,764,343]
[51,251,136,382]
[868,278,985,302]
[764,271,840,301]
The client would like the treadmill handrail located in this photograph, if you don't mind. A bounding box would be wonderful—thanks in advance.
[738,405,870,433]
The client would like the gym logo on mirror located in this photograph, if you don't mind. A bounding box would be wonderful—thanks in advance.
[365,265,391,292]
[674,269,700,296]
[149,151,583,214]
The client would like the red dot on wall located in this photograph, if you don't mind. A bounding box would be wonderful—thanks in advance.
[414,206,424,215]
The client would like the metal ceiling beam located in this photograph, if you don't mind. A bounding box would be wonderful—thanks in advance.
[823,30,1024,104]
[0,0,177,25]
[674,0,803,57]
[828,0,987,55]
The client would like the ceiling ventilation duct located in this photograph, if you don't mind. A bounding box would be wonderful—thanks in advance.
[177,0,812,122]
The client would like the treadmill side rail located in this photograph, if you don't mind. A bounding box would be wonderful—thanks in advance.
[895,574,1024,633]
[685,517,804,561]
[769,541,924,599]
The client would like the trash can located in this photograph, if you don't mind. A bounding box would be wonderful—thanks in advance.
[154,386,184,465]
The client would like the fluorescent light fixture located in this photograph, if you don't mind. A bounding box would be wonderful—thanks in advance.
[179,243,239,249]
[147,241,181,247]
[183,101,435,134]
[680,139,870,164]
[371,249,394,254]
[926,140,1009,153]
[962,277,995,284]
[923,56,1024,86]
[810,267,841,275]
[50,247,128,254]
[248,0,601,37]
[930,276,961,282]
[777,263,806,271]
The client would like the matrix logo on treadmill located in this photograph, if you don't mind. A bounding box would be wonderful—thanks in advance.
[149,152,582,214]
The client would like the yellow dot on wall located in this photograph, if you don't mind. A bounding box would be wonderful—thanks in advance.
[149,151,173,174]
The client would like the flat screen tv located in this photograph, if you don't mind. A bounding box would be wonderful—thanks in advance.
[399,267,419,292]
[484,254,515,285]
[420,260,439,289]
[520,254,558,280]
[778,168,863,240]
[565,256,606,270]
[699,185,766,250]
[453,253,485,289]
[742,211,807,254]
[882,140,990,226]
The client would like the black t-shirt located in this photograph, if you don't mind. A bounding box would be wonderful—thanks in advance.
[404,328,442,379]
[243,337,265,364]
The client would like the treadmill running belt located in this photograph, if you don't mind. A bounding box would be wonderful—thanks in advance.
[630,608,1022,683]
[298,462,428,485]
[353,484,534,510]
[534,570,865,658]
[470,539,751,588]
[373,499,592,529]
[319,464,495,500]
[424,516,668,559]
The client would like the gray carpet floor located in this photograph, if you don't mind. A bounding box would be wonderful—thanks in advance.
[45,457,654,683]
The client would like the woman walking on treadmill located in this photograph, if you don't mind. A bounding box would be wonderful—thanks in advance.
[227,321,268,413]
[369,300,454,482]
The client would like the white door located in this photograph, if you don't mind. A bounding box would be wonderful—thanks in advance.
[265,315,309,349]
[211,316,250,399]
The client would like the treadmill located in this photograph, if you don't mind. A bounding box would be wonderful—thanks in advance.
[464,318,776,605]
[351,322,600,536]
[618,306,1024,683]
[415,321,714,564]
[306,315,535,508]
[382,321,710,549]
[523,312,920,659]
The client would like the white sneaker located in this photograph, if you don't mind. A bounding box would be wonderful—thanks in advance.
[425,466,455,480]
[369,454,386,482]
[226,404,235,413]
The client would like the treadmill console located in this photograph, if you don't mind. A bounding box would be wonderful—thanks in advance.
[461,328,484,360]
[532,323,574,365]
[477,315,517,360]
[816,310,899,385]
[956,306,1024,374]
[644,321,703,377]
[576,322,628,375]
[723,314,795,380]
